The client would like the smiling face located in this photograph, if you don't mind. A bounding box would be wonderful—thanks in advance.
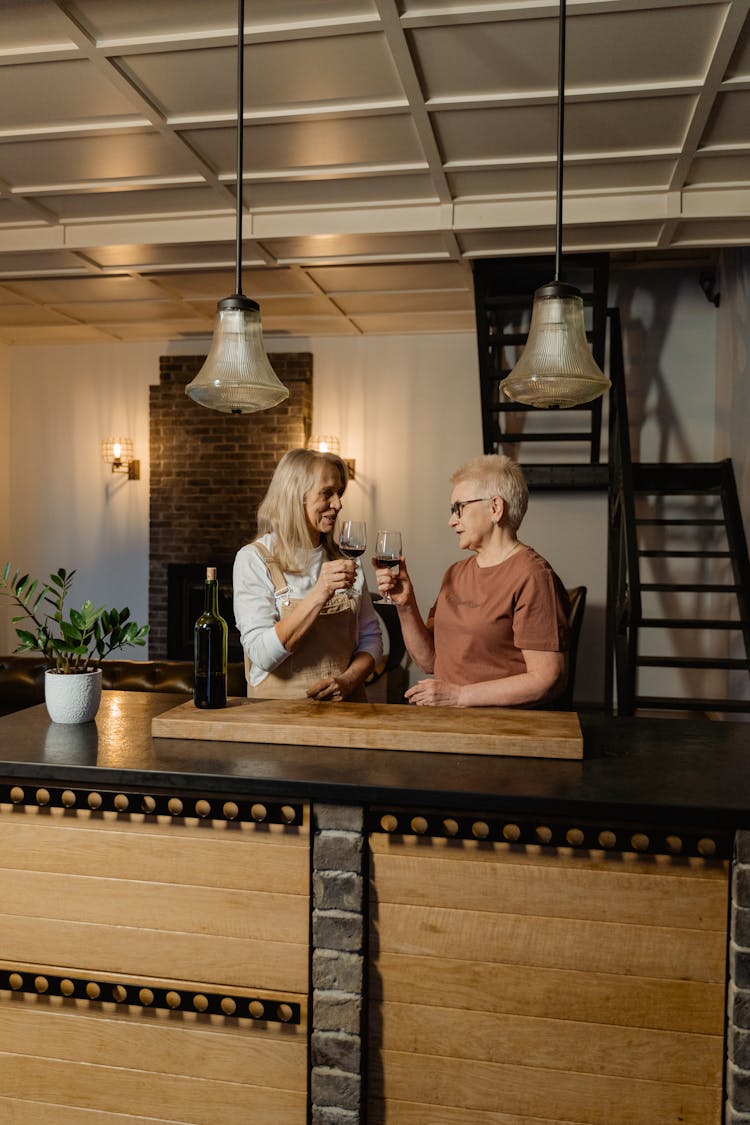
[304,462,345,543]
[449,482,499,554]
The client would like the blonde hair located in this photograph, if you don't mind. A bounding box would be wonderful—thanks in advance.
[450,454,528,532]
[256,448,348,573]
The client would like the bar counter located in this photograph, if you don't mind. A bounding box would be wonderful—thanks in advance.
[1,692,749,1124]
[1,690,749,825]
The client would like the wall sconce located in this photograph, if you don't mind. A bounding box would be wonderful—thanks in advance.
[307,435,355,480]
[101,437,140,481]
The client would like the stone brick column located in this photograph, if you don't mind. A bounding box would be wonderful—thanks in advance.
[727,831,750,1122]
[311,803,366,1124]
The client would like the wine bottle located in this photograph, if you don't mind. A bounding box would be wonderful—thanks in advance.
[194,566,228,709]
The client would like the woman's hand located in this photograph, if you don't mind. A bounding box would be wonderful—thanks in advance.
[315,559,356,601]
[405,678,464,707]
[373,556,413,606]
[306,674,354,702]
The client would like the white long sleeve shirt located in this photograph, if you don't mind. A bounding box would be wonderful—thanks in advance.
[233,533,384,687]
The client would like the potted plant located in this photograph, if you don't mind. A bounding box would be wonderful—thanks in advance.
[1,564,149,723]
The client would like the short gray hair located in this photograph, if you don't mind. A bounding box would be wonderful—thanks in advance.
[450,454,528,532]
[256,448,348,572]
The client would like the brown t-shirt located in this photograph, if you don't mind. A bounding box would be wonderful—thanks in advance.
[430,547,570,686]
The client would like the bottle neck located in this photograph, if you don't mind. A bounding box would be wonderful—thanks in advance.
[204,579,219,615]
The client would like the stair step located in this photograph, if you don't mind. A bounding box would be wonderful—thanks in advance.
[635,696,750,713]
[632,463,726,493]
[640,582,742,593]
[640,617,747,629]
[493,431,594,442]
[638,549,732,558]
[635,517,723,526]
[638,656,750,670]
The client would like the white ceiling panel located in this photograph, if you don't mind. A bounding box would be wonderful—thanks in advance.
[0,0,745,339]
[262,231,451,262]
[185,115,425,176]
[38,186,231,222]
[0,60,139,130]
[308,261,470,291]
[4,276,170,302]
[152,267,311,298]
[0,132,196,190]
[335,289,473,313]
[123,33,404,117]
[701,89,750,145]
[249,174,439,210]
[412,5,723,97]
[436,96,697,164]
[448,159,678,199]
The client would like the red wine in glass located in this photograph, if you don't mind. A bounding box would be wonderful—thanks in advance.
[375,530,402,604]
[339,520,367,561]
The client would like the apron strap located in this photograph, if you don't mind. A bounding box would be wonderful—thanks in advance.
[252,540,290,601]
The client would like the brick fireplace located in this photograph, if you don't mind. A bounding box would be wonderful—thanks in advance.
[148,353,312,658]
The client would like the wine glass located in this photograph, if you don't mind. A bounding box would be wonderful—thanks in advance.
[338,520,367,560]
[374,530,402,605]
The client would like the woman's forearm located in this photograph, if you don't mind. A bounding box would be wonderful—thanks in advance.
[339,651,375,692]
[397,600,436,673]
[457,651,566,707]
[274,586,329,652]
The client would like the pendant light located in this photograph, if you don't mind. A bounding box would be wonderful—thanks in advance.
[186,0,289,415]
[503,0,610,409]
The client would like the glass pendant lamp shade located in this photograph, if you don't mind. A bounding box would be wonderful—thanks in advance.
[184,0,289,415]
[186,295,289,414]
[502,281,611,408]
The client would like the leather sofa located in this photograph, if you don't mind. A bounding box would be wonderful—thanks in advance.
[0,657,247,718]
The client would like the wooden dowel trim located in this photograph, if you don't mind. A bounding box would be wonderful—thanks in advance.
[366,807,731,859]
[0,967,301,1024]
[1,784,302,827]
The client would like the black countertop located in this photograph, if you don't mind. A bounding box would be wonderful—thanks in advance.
[0,692,749,828]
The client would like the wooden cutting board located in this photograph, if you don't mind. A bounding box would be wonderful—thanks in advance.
[151,698,583,760]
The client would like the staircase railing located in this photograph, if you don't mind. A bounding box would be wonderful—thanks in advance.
[606,307,750,715]
[605,307,639,715]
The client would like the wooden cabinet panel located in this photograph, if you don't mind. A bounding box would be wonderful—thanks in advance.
[369,835,728,1124]
[0,799,310,1123]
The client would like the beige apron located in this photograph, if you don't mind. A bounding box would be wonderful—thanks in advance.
[245,541,366,701]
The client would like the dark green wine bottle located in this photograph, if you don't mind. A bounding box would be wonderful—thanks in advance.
[194,566,227,709]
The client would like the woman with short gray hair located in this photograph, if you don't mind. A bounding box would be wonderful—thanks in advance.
[375,454,570,707]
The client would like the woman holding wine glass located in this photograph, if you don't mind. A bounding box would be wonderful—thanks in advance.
[233,448,382,702]
[374,454,570,708]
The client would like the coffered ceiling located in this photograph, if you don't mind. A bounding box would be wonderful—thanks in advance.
[0,0,747,343]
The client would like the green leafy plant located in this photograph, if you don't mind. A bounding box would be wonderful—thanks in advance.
[1,564,149,674]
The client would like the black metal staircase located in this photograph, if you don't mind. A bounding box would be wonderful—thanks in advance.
[474,256,750,716]
[607,309,750,715]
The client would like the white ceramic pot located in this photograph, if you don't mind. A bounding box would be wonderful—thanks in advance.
[44,669,103,724]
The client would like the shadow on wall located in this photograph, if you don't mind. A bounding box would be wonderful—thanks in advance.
[613,273,701,466]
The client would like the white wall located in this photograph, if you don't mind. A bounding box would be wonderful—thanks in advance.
[4,341,160,654]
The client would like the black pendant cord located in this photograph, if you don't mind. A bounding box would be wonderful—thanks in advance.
[554,0,566,284]
[234,0,245,298]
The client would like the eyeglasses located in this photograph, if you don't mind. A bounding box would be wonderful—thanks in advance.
[449,497,493,519]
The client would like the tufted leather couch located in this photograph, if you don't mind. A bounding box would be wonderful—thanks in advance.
[0,657,247,718]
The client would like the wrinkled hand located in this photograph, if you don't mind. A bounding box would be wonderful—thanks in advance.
[316,559,356,600]
[307,675,353,702]
[373,556,412,606]
[405,678,464,707]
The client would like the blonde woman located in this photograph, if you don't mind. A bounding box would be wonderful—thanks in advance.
[375,454,570,707]
[233,448,382,701]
